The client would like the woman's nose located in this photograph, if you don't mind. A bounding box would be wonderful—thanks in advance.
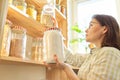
[85,28,88,33]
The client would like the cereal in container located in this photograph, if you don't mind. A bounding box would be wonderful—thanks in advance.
[41,4,56,28]
[36,8,42,22]
[10,26,27,58]
[13,0,27,13]
[0,19,12,56]
[31,38,43,61]
[26,3,37,20]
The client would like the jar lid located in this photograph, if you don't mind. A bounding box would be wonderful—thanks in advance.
[45,27,60,31]
[11,26,26,34]
[6,19,12,26]
[43,4,54,14]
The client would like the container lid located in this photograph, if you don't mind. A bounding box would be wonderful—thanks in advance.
[45,27,60,31]
[43,4,54,14]
[11,26,26,34]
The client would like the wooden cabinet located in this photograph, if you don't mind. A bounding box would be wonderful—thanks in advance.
[0,0,68,80]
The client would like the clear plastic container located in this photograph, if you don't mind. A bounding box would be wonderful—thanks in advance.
[31,38,43,61]
[26,3,37,20]
[41,4,55,28]
[10,26,27,58]
[36,8,42,22]
[43,27,65,63]
[9,0,13,5]
[13,0,27,13]
[1,19,12,56]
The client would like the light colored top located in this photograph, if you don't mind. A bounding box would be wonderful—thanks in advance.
[65,47,120,80]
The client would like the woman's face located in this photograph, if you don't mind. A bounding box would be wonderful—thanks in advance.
[85,18,107,46]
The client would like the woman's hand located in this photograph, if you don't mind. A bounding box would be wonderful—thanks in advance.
[43,54,79,80]
[43,54,71,71]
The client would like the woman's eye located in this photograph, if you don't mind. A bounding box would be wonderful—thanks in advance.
[89,24,93,28]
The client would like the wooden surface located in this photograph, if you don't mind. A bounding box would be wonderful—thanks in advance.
[7,5,46,37]
[0,62,46,80]
[46,67,69,80]
[0,56,44,66]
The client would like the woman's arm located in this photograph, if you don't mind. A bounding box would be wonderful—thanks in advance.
[54,55,80,80]
[64,47,89,67]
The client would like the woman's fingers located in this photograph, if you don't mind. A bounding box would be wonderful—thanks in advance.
[54,55,59,62]
[43,61,52,70]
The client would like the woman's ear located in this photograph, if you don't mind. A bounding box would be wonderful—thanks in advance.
[102,26,108,34]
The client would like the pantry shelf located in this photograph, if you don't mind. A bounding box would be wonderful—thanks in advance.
[55,7,66,22]
[0,56,44,66]
[7,5,46,37]
[25,0,47,9]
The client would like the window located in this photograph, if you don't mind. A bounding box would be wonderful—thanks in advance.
[69,0,119,54]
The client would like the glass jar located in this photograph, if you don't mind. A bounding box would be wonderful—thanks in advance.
[43,27,65,63]
[13,0,27,13]
[36,8,42,22]
[31,38,43,61]
[26,4,37,20]
[1,19,12,56]
[9,0,13,5]
[41,4,55,28]
[10,26,27,58]
[61,5,66,16]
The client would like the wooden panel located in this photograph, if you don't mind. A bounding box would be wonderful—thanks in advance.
[46,67,69,80]
[0,64,46,80]
[55,7,66,21]
[0,56,44,65]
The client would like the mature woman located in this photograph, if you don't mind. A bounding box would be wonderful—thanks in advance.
[46,14,120,80]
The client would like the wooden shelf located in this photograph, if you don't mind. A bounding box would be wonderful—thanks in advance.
[55,7,66,22]
[7,5,67,38]
[7,5,46,37]
[0,56,44,66]
[25,0,47,9]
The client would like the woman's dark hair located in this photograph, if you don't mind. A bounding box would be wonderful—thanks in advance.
[92,14,120,50]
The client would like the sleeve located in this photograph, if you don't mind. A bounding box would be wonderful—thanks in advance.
[87,49,120,80]
[64,47,89,67]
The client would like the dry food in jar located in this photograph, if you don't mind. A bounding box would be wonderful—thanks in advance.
[0,19,12,56]
[41,4,55,28]
[36,8,42,22]
[9,0,13,5]
[13,0,27,13]
[43,27,65,63]
[31,38,43,61]
[26,4,37,20]
[10,26,27,58]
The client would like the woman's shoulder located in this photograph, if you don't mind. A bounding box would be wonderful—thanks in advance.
[100,47,120,57]
[101,47,120,52]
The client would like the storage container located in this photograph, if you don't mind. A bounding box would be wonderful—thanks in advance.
[31,38,43,61]
[26,3,37,20]
[0,19,12,56]
[43,27,65,63]
[41,4,55,28]
[13,0,27,13]
[10,26,27,58]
